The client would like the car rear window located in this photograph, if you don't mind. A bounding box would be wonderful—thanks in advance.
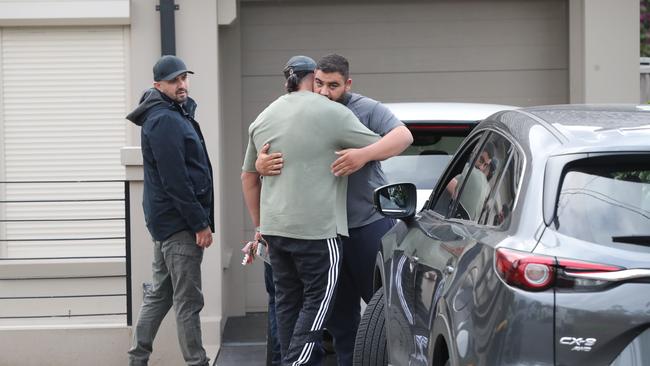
[400,122,470,156]
[381,155,451,189]
[554,156,650,246]
[382,121,473,189]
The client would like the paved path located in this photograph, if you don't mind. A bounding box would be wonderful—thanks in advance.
[215,312,336,366]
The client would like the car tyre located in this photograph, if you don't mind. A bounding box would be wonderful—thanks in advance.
[353,289,388,366]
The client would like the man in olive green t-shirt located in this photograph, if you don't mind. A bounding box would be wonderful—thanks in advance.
[241,56,378,366]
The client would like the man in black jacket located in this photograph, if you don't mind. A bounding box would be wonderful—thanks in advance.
[126,55,213,366]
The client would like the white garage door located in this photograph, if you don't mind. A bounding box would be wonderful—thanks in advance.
[238,0,568,311]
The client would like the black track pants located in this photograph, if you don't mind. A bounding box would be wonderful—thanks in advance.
[266,235,342,366]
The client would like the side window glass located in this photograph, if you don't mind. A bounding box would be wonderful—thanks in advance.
[452,133,513,222]
[479,147,523,227]
[432,136,484,217]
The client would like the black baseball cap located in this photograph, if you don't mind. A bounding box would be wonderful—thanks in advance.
[283,55,316,78]
[153,55,194,82]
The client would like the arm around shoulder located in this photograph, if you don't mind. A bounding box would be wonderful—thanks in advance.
[362,125,413,161]
[330,125,412,176]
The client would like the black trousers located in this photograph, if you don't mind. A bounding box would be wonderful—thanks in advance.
[326,217,395,366]
[266,235,342,366]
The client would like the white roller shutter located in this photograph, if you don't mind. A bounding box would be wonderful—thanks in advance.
[0,26,128,259]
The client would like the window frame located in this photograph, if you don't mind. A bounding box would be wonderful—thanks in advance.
[428,128,526,228]
[426,131,488,218]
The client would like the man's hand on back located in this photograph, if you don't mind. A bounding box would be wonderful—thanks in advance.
[331,148,370,177]
[256,143,284,176]
[330,125,412,177]
[195,227,213,248]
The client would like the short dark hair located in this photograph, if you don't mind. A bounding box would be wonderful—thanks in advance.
[316,54,349,80]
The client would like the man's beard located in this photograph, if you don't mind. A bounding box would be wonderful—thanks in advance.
[174,89,188,103]
[335,92,348,104]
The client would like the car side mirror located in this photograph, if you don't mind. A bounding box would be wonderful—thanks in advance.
[373,183,417,219]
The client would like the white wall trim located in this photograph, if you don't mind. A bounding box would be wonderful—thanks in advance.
[0,326,132,365]
[121,146,143,181]
[0,323,126,331]
[120,146,143,167]
[218,0,237,25]
[0,258,124,279]
[0,1,130,26]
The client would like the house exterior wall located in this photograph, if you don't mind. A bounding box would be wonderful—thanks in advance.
[124,0,224,364]
[218,2,250,317]
[570,0,640,103]
[0,0,223,364]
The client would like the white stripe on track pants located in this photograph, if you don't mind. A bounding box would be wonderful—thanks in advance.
[265,235,342,366]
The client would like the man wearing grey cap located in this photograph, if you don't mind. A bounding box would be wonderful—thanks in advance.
[126,55,213,366]
[241,56,379,365]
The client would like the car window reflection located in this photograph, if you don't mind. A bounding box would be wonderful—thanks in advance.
[430,131,522,227]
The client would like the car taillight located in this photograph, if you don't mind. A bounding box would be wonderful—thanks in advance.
[555,258,623,291]
[495,248,556,291]
[495,248,624,292]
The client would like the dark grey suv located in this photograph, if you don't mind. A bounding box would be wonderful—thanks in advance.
[354,105,650,366]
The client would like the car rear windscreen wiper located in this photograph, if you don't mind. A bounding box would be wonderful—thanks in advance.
[612,236,650,246]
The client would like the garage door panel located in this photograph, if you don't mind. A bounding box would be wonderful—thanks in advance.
[242,1,567,77]
[241,64,568,110]
[242,75,284,104]
[244,20,565,76]
[243,19,565,51]
[331,45,566,74]
[242,1,565,26]
[242,70,567,126]
[244,43,566,77]
[351,69,568,105]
